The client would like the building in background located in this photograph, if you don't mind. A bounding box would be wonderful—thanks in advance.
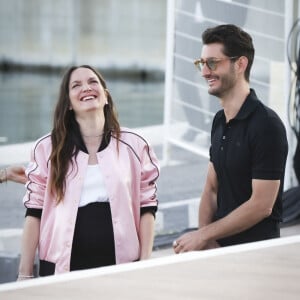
[0,0,166,77]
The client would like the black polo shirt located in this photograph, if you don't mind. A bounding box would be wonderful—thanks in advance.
[210,89,288,246]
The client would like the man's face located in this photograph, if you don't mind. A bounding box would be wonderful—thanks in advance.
[200,43,238,98]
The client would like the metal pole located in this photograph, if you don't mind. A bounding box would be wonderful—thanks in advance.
[71,0,79,65]
[162,0,176,166]
[284,0,298,189]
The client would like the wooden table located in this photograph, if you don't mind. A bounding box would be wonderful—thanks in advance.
[1,235,299,300]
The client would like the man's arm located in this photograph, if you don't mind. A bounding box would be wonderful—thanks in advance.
[174,177,280,253]
[174,162,219,252]
[200,179,280,241]
[198,162,218,227]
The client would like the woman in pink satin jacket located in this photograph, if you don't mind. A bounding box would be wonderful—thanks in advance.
[16,65,160,279]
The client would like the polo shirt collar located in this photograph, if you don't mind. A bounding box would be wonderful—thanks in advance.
[215,89,261,124]
[233,89,260,121]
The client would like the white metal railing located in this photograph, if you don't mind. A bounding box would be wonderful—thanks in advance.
[155,198,199,234]
[162,0,295,189]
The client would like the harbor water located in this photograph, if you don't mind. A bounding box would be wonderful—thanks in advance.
[0,70,165,145]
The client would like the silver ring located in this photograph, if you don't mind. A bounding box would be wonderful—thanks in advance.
[173,240,178,247]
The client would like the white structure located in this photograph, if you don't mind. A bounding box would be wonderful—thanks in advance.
[0,0,166,72]
[163,0,299,188]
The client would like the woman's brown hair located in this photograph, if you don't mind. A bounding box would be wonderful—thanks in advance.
[49,65,120,203]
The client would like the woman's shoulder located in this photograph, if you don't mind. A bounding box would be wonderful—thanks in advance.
[119,127,149,145]
[32,133,52,151]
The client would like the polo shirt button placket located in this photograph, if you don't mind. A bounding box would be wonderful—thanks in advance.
[221,135,226,151]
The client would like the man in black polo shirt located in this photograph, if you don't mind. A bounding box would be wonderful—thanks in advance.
[173,24,288,252]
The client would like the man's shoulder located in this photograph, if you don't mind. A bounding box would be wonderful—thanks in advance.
[251,100,284,126]
[248,101,287,143]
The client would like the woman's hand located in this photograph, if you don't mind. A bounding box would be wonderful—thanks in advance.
[16,274,34,281]
[6,165,27,184]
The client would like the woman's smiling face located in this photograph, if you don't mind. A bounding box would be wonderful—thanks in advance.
[68,67,107,115]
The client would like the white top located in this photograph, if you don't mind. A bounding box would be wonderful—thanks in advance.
[79,164,109,207]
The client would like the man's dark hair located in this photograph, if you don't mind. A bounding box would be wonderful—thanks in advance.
[202,24,254,82]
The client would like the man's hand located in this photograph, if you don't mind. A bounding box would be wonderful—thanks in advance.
[173,229,220,253]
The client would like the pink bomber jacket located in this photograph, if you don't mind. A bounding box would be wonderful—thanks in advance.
[23,128,160,274]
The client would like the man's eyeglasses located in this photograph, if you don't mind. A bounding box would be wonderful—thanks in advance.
[194,56,238,71]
